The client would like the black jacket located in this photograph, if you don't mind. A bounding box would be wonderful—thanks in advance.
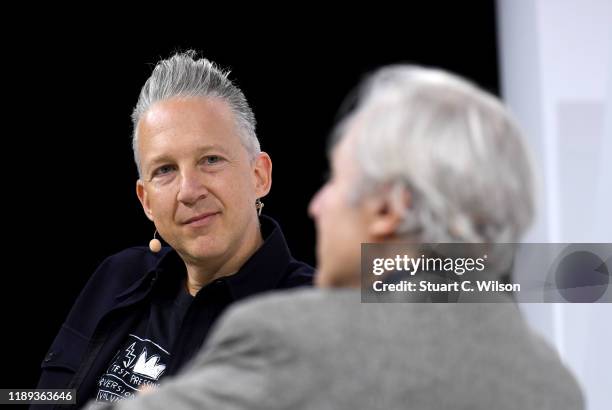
[36,216,313,408]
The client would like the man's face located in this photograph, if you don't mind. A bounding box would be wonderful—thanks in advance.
[136,96,270,266]
[308,128,371,288]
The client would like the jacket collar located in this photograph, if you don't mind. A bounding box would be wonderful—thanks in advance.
[116,216,294,304]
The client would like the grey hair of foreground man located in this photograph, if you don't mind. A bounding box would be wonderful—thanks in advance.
[336,65,536,244]
[130,50,261,176]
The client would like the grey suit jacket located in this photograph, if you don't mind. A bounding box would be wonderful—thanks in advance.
[94,288,583,410]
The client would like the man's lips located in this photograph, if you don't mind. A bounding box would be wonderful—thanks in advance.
[182,212,220,225]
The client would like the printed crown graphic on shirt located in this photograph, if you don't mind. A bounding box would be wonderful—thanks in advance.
[132,348,166,380]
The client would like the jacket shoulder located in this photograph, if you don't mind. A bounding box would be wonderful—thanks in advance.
[87,246,169,284]
[61,246,170,336]
[210,288,335,342]
[201,289,323,362]
[279,260,315,288]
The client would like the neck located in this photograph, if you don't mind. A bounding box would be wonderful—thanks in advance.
[183,223,264,296]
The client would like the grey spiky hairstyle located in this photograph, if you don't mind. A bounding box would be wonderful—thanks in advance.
[131,50,259,176]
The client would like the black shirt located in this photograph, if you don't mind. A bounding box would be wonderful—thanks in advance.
[94,279,194,402]
[35,216,313,409]
[91,216,313,403]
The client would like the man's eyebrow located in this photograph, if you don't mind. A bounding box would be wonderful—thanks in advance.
[145,144,233,170]
[194,144,232,156]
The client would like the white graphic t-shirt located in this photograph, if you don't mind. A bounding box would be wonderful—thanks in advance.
[96,334,170,402]
[94,283,194,403]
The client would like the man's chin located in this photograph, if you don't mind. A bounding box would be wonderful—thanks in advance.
[177,241,225,263]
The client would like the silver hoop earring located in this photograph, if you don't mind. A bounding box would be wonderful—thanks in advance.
[255,198,264,216]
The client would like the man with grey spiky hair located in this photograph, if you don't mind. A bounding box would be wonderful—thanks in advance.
[89,64,582,410]
[35,51,313,408]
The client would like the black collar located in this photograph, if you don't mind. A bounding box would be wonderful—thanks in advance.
[117,216,294,303]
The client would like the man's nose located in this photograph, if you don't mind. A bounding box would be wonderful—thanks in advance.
[308,185,326,219]
[177,168,209,205]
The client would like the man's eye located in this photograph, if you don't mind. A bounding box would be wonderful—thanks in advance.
[204,156,222,165]
[153,165,175,177]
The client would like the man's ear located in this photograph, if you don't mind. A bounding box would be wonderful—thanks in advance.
[365,184,411,240]
[136,180,155,222]
[253,152,272,198]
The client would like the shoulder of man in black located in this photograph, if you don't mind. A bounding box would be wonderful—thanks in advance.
[63,247,171,334]
[251,215,314,290]
[33,247,170,405]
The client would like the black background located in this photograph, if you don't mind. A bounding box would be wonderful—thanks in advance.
[3,3,499,390]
